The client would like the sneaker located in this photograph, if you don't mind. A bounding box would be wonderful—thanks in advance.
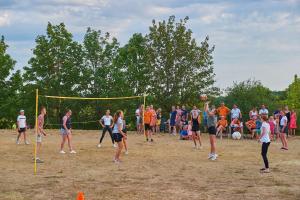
[16,140,20,145]
[59,150,66,154]
[25,141,30,145]
[146,138,149,142]
[113,143,117,148]
[210,155,217,161]
[208,153,213,159]
[150,139,154,142]
[70,150,77,154]
[125,151,129,155]
[97,144,101,148]
[35,158,44,163]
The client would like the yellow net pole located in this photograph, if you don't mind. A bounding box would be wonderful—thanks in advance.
[143,94,146,138]
[34,89,39,174]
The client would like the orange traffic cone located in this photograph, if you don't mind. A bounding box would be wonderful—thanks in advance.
[77,192,85,200]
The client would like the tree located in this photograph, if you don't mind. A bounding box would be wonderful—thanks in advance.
[285,74,300,109]
[220,79,280,119]
[146,16,217,110]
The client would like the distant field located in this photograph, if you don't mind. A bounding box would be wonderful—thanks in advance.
[0,129,300,200]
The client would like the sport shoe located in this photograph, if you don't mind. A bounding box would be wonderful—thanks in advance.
[125,151,129,155]
[97,144,101,148]
[35,158,44,163]
[59,150,66,154]
[146,138,149,142]
[16,140,20,145]
[25,141,30,145]
[208,153,213,159]
[113,143,117,148]
[150,139,154,142]
[70,150,76,154]
[210,155,217,161]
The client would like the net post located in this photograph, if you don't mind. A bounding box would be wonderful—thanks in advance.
[143,94,146,138]
[34,89,39,174]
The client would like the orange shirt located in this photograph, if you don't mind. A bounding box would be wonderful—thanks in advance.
[144,111,152,124]
[218,119,228,127]
[217,106,230,117]
[246,120,256,129]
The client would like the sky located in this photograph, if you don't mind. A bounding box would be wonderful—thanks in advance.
[1,0,300,91]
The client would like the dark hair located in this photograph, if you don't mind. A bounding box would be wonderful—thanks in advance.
[113,110,122,123]
[261,115,268,121]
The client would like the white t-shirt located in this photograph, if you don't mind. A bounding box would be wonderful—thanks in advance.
[260,122,270,143]
[280,116,287,126]
[259,108,269,115]
[135,109,140,117]
[101,115,113,126]
[17,115,26,128]
[113,117,123,133]
[191,109,201,119]
[231,108,241,119]
[249,110,258,117]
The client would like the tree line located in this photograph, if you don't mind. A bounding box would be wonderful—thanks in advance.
[0,15,299,131]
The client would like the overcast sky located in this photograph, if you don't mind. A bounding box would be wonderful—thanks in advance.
[1,0,299,91]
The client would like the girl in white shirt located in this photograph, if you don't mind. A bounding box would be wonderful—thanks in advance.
[279,111,288,150]
[98,110,115,148]
[259,115,271,173]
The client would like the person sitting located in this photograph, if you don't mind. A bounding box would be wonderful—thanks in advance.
[216,116,228,139]
[230,117,242,135]
[179,121,189,140]
[246,116,257,139]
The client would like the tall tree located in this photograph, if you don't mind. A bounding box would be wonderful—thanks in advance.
[82,27,119,97]
[146,16,217,110]
[285,74,300,109]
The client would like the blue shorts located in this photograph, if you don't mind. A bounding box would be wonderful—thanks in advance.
[60,128,69,135]
[170,120,176,126]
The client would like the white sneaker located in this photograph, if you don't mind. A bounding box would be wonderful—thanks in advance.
[113,143,117,148]
[125,151,129,155]
[211,155,217,161]
[208,153,213,159]
[25,141,30,145]
[16,140,20,145]
[59,150,66,154]
[97,144,101,148]
[70,150,76,154]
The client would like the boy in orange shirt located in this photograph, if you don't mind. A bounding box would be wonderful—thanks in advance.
[144,106,154,142]
[217,102,230,118]
[216,116,228,139]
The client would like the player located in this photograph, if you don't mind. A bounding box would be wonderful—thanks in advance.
[60,109,76,154]
[16,109,29,145]
[98,110,115,148]
[35,106,47,163]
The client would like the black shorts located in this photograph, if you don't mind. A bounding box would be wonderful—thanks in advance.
[113,133,123,142]
[280,125,288,134]
[208,126,216,135]
[18,128,26,133]
[192,125,200,132]
[145,124,151,130]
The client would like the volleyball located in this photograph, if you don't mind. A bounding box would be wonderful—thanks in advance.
[232,131,241,140]
[200,94,208,101]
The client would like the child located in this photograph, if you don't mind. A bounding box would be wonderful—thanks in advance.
[191,106,202,149]
[274,115,280,141]
[255,117,262,140]
[112,110,127,163]
[259,115,271,173]
[36,106,47,163]
[144,106,154,142]
[169,106,177,135]
[60,109,76,154]
[16,109,29,145]
[268,116,276,141]
[216,116,228,139]
[279,111,288,150]
[179,122,189,140]
[289,110,297,136]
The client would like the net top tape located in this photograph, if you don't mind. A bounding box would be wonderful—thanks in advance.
[39,95,146,100]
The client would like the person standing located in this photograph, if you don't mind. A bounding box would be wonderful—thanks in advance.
[284,106,291,136]
[16,109,29,145]
[60,109,76,154]
[98,110,115,148]
[231,104,242,120]
[155,108,162,133]
[169,106,177,135]
[259,104,269,117]
[135,106,141,133]
[279,111,288,150]
[190,106,202,149]
[150,105,157,134]
[112,110,127,163]
[289,109,297,136]
[259,115,271,173]
[144,106,154,142]
[217,102,230,119]
[205,102,218,161]
[35,106,47,163]
[249,107,258,119]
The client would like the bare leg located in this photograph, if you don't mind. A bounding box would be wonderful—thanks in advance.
[16,132,21,143]
[192,133,197,147]
[210,135,216,154]
[115,142,123,161]
[60,135,67,151]
[122,138,127,152]
[23,132,27,143]
[67,134,73,151]
[36,142,41,158]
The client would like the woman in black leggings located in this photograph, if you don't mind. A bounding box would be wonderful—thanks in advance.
[259,115,271,173]
[98,110,115,148]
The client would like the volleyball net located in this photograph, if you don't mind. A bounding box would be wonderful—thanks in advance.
[34,89,147,174]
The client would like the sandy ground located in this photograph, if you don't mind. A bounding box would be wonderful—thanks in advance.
[0,129,300,200]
